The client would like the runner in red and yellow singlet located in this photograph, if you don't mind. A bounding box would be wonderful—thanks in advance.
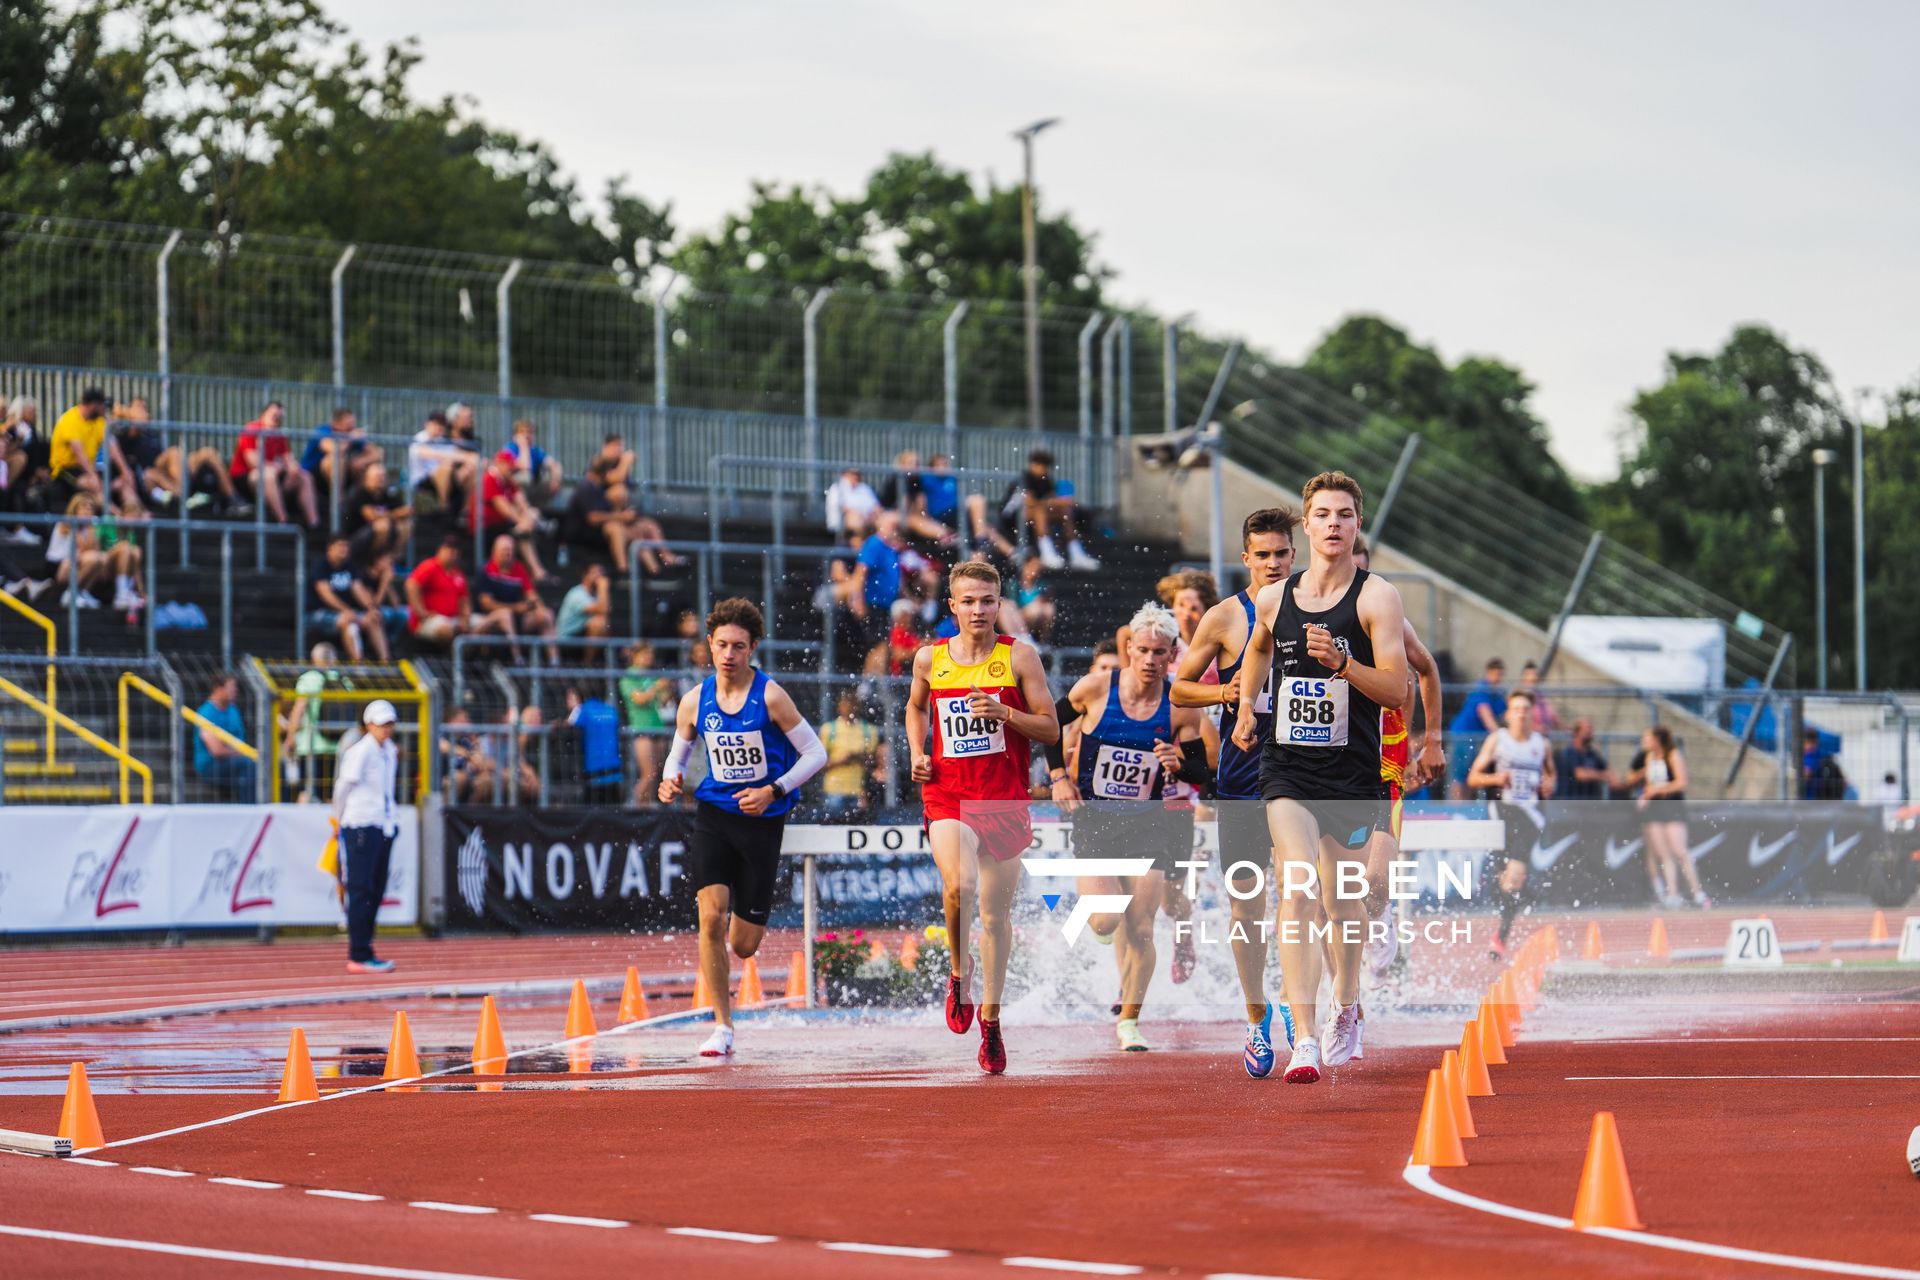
[907,560,1059,1074]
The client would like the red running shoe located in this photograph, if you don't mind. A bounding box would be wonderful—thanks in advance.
[944,961,975,1034]
[1487,935,1508,962]
[978,1018,1006,1074]
[1172,935,1196,984]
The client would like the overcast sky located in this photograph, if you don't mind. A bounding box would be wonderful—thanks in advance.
[330,0,1917,479]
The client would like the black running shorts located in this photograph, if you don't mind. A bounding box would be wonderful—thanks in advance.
[690,801,787,927]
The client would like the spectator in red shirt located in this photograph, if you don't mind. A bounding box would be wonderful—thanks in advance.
[476,533,557,664]
[470,449,549,581]
[405,536,473,648]
[231,401,319,527]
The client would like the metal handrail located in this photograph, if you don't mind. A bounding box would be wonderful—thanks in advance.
[0,674,153,803]
[118,668,257,807]
[0,590,57,763]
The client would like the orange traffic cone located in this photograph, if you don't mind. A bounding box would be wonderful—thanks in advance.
[277,1028,319,1102]
[618,967,651,1022]
[1647,918,1670,959]
[1458,1020,1494,1097]
[900,936,920,970]
[1571,1111,1644,1230]
[785,950,807,1000]
[57,1063,104,1149]
[471,995,507,1074]
[564,979,597,1039]
[1476,1001,1508,1066]
[1869,910,1889,943]
[1410,1068,1467,1167]
[1441,1049,1477,1139]
[1486,986,1517,1049]
[691,966,714,1011]
[1582,921,1604,961]
[737,958,765,1007]
[1495,973,1522,1040]
[382,1012,421,1080]
[869,940,888,963]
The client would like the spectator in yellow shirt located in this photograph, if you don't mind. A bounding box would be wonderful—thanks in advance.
[818,691,880,819]
[48,387,110,508]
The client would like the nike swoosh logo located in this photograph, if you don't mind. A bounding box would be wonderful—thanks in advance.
[1687,832,1727,862]
[1605,837,1644,869]
[1825,832,1864,866]
[1529,832,1580,871]
[1748,832,1796,867]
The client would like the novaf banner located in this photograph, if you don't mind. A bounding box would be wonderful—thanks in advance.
[0,805,417,932]
[443,807,706,931]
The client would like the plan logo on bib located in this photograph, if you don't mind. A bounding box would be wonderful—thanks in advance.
[1023,857,1154,943]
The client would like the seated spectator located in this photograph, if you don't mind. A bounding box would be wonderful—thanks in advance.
[1519,660,1562,732]
[302,408,375,498]
[591,433,635,487]
[566,685,624,805]
[46,494,141,611]
[470,449,549,581]
[440,707,494,803]
[824,466,881,538]
[847,509,906,652]
[406,536,473,648]
[1557,717,1615,801]
[231,401,319,527]
[1016,555,1056,641]
[2,396,47,522]
[997,448,1099,571]
[193,673,256,801]
[309,535,381,661]
[279,642,345,801]
[342,459,410,549]
[407,410,476,513]
[505,419,564,507]
[47,388,117,511]
[555,562,611,639]
[561,457,678,576]
[921,453,962,527]
[1447,657,1506,799]
[618,643,675,806]
[878,597,922,676]
[115,399,236,514]
[356,549,410,661]
[818,690,881,818]
[481,705,541,802]
[875,450,955,544]
[1802,728,1848,800]
[477,533,558,663]
[96,499,149,617]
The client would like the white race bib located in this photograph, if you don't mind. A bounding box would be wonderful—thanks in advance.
[1276,675,1348,748]
[1507,766,1543,804]
[1090,743,1158,801]
[937,695,1006,758]
[704,729,768,784]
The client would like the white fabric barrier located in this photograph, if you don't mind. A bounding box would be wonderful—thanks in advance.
[0,805,418,932]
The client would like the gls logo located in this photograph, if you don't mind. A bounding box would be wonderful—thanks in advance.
[1024,858,1154,943]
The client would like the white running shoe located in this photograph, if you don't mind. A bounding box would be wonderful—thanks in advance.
[1067,542,1101,571]
[1366,900,1399,979]
[1352,1014,1366,1061]
[1283,1038,1322,1084]
[697,1025,735,1057]
[1116,1018,1149,1052]
[1323,1002,1362,1067]
[1037,537,1066,571]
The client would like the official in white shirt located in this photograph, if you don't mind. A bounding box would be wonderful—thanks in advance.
[333,698,402,974]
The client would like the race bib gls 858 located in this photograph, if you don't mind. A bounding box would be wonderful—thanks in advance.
[1276,675,1349,748]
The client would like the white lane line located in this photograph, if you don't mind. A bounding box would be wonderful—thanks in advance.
[128,1166,193,1178]
[666,1226,779,1244]
[1003,1259,1144,1275]
[1206,1274,1324,1280]
[1403,1164,1920,1280]
[0,1222,526,1280]
[308,1188,385,1202]
[96,1004,712,1153]
[528,1213,626,1229]
[1595,1037,1920,1044]
[408,1201,497,1215]
[822,1241,953,1258]
[1567,1074,1920,1082]
[65,1157,117,1167]
[208,1176,283,1189]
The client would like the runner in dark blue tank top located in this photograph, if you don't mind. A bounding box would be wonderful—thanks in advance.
[1172,506,1298,1076]
[660,598,827,1059]
[1048,604,1209,1053]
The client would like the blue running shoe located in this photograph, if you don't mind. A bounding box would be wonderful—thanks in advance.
[1278,1001,1296,1050]
[1244,1004,1277,1078]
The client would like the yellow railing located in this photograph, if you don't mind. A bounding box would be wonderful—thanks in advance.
[256,657,431,803]
[118,672,257,802]
[0,675,152,803]
[0,591,57,764]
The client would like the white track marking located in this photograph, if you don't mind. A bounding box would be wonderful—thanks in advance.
[129,1166,193,1177]
[408,1201,497,1215]
[95,1004,711,1153]
[308,1188,384,1202]
[1206,1274,1324,1280]
[665,1226,778,1244]
[65,1157,116,1167]
[208,1176,282,1189]
[1003,1259,1144,1275]
[822,1241,953,1258]
[1567,1074,1920,1082]
[1404,1164,1920,1279]
[528,1214,626,1229]
[0,1221,528,1280]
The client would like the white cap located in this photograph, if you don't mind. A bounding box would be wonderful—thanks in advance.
[363,698,399,726]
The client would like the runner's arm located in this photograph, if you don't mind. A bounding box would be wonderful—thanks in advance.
[657,688,699,802]
[1541,745,1558,798]
[1465,734,1506,791]
[1002,641,1061,747]
[1324,577,1408,713]
[1229,583,1282,751]
[1406,622,1444,781]
[1170,605,1230,707]
[905,646,934,781]
[762,682,828,798]
[1042,671,1100,772]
